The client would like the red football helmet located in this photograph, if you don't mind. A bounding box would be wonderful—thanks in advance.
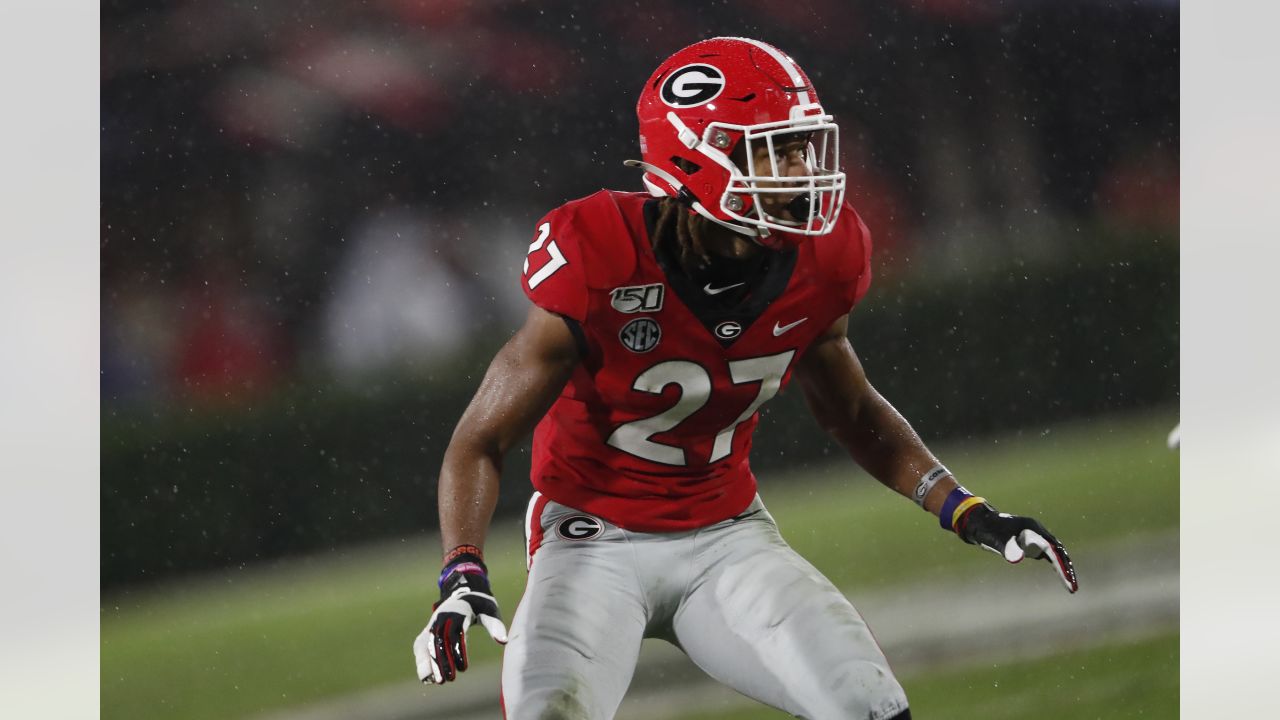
[630,37,845,247]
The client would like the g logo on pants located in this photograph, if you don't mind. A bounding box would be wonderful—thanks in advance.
[556,515,604,541]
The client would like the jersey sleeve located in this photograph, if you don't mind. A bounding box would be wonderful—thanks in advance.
[520,207,589,323]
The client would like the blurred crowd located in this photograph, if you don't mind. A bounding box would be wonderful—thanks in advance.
[101,0,1178,408]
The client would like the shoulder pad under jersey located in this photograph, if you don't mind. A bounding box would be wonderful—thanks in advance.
[521,190,641,322]
[555,190,640,290]
[810,202,874,311]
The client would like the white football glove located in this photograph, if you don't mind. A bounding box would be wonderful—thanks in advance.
[412,559,508,684]
[956,504,1079,593]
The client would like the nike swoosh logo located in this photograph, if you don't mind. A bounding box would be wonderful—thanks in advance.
[703,282,745,295]
[773,318,808,336]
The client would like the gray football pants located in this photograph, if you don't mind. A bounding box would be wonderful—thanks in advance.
[500,493,910,720]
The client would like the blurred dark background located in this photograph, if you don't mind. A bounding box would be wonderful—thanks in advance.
[101,0,1178,589]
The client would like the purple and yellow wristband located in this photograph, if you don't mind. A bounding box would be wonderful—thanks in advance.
[938,486,987,532]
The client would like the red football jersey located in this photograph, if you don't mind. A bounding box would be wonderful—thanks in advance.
[520,191,873,532]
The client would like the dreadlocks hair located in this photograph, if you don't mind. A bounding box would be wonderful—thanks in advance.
[652,196,714,275]
[651,140,759,275]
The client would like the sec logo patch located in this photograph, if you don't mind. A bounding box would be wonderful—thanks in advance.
[619,317,661,353]
[556,515,604,541]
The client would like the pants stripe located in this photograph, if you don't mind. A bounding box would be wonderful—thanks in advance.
[524,491,550,570]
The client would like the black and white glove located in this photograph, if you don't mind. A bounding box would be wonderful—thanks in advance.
[412,553,508,684]
[956,503,1079,594]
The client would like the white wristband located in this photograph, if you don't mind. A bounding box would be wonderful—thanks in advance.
[912,464,951,507]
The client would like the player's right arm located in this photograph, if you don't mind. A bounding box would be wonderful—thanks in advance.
[414,304,580,684]
[438,304,580,553]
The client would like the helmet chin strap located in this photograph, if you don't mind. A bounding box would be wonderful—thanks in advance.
[623,159,766,239]
[691,201,768,239]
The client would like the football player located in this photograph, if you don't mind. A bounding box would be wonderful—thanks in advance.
[413,37,1077,720]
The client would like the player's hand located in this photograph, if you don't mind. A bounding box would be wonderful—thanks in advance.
[412,557,508,684]
[955,504,1079,593]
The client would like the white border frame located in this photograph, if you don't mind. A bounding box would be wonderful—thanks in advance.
[0,2,100,717]
[1182,1,1280,715]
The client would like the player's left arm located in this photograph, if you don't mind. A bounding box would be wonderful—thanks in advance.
[794,314,1078,593]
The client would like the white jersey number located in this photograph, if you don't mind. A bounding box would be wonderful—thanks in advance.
[606,350,795,466]
[523,222,567,289]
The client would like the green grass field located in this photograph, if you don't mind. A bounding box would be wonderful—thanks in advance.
[101,409,1178,719]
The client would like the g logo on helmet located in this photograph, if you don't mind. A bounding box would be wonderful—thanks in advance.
[556,515,604,541]
[660,64,726,108]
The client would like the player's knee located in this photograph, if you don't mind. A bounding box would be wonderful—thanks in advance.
[507,686,595,720]
[828,657,899,697]
[536,688,591,720]
[816,660,908,720]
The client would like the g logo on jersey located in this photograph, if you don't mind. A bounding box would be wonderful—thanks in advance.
[660,64,725,108]
[556,515,604,541]
[620,318,661,353]
[714,321,742,340]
